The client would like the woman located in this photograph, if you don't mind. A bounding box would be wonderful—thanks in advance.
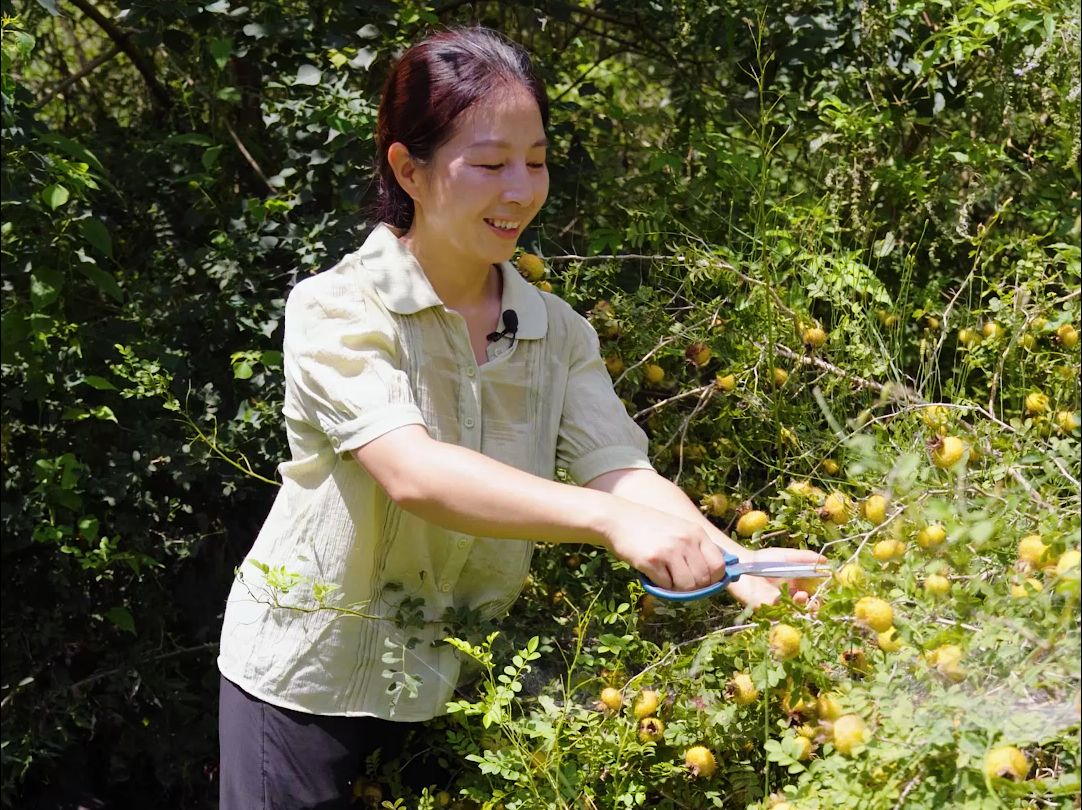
[217,25,823,808]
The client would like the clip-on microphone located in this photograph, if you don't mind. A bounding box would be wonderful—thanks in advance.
[486,309,519,346]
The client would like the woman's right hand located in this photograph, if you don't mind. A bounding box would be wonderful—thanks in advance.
[602,504,730,591]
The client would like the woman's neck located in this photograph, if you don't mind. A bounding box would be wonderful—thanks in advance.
[398,225,500,313]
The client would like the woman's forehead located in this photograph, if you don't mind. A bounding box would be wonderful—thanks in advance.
[450,90,546,149]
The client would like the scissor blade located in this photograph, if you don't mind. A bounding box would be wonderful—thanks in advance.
[734,563,833,578]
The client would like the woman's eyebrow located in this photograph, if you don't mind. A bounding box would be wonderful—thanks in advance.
[466,138,549,149]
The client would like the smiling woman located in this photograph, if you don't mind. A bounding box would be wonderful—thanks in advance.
[215,24,822,810]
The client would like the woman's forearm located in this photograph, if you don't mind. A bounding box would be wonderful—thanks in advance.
[355,426,617,547]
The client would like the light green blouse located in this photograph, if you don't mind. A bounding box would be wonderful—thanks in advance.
[217,223,653,720]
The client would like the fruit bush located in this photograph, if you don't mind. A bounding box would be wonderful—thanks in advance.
[2,0,1080,808]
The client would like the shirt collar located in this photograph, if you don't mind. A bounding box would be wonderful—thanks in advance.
[359,222,547,340]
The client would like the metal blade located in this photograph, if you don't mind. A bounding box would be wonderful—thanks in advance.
[734,563,833,578]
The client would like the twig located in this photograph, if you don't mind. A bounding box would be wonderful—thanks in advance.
[65,0,171,109]
[770,342,899,396]
[224,118,276,194]
[69,642,219,693]
[34,43,120,110]
[633,383,713,421]
[1008,468,1056,510]
[547,253,680,263]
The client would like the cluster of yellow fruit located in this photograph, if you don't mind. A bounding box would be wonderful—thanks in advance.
[957,319,1078,350]
[599,686,720,780]
[515,252,553,293]
[1009,533,1081,598]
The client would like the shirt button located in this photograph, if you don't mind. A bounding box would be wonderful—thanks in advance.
[440,583,452,593]
[464,417,475,428]
[457,538,469,549]
[493,347,504,356]
[466,367,476,377]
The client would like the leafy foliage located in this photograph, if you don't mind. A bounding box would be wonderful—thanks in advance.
[1,0,1078,807]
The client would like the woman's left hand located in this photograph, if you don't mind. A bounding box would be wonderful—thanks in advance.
[725,546,830,610]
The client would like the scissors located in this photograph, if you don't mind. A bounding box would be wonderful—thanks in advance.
[639,550,832,601]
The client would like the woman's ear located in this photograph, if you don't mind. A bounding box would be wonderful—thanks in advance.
[387,142,423,202]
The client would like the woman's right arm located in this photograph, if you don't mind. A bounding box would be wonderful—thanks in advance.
[352,425,728,592]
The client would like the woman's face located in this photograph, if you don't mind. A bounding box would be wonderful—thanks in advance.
[408,85,549,269]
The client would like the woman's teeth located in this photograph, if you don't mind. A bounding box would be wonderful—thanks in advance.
[486,219,519,231]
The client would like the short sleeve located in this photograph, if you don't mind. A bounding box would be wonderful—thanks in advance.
[555,313,655,484]
[282,273,426,453]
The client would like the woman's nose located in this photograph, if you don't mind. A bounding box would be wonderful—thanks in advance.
[500,163,536,206]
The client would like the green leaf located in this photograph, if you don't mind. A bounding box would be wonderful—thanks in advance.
[233,362,253,380]
[216,86,242,103]
[38,134,105,174]
[202,145,224,170]
[30,266,64,308]
[41,183,70,209]
[105,606,136,634]
[78,264,124,302]
[83,375,116,390]
[294,64,322,86]
[209,36,232,70]
[79,218,113,257]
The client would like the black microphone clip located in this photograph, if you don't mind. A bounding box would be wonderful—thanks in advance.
[486,309,519,344]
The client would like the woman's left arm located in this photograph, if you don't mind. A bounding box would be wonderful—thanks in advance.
[585,468,825,609]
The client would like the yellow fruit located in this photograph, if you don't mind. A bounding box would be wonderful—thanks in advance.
[684,745,717,779]
[1021,333,1037,350]
[638,593,658,619]
[835,562,865,588]
[1024,392,1049,415]
[360,782,383,807]
[862,494,889,525]
[957,327,981,348]
[930,435,968,469]
[643,363,665,384]
[916,523,947,549]
[793,575,828,594]
[700,492,729,517]
[1055,410,1080,432]
[802,326,827,349]
[982,321,1002,339]
[1057,324,1079,348]
[1010,577,1044,598]
[729,672,759,706]
[819,492,851,525]
[1018,534,1048,565]
[923,314,941,331]
[736,510,770,537]
[638,716,665,743]
[769,623,802,660]
[920,405,952,434]
[715,373,736,392]
[854,597,894,632]
[872,538,906,562]
[876,627,902,652]
[632,689,660,719]
[435,790,453,807]
[816,692,843,720]
[604,355,625,375]
[832,714,868,756]
[772,367,790,387]
[535,280,553,293]
[821,458,841,476]
[840,647,870,676]
[793,735,814,761]
[984,746,1029,780]
[685,342,712,367]
[1056,549,1081,576]
[926,644,966,681]
[516,253,545,282]
[599,687,623,712]
[924,574,951,597]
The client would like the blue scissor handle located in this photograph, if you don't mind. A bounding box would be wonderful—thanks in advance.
[639,550,741,601]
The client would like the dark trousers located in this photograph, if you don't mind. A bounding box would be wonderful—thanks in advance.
[219,675,419,810]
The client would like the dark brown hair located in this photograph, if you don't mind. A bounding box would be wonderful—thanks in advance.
[373,27,549,230]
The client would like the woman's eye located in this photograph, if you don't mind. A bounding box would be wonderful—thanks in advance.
[478,164,503,170]
[528,162,546,169]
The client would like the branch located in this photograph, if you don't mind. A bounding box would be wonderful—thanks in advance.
[34,43,120,110]
[224,118,276,194]
[65,0,171,109]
